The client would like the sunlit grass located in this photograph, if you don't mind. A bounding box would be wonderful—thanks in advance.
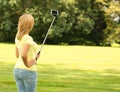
[0,43,120,92]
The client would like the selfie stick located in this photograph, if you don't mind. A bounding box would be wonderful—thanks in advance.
[36,10,58,61]
[39,16,56,53]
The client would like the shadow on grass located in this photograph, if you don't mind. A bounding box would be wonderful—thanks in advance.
[0,62,120,92]
[37,64,120,92]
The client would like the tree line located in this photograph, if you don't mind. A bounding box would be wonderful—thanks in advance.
[0,0,120,46]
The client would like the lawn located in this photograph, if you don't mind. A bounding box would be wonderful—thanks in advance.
[0,43,120,92]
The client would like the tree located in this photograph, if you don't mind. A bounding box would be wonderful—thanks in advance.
[96,0,120,45]
[0,0,61,43]
[1,0,117,46]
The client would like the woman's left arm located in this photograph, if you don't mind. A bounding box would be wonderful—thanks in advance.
[16,47,19,58]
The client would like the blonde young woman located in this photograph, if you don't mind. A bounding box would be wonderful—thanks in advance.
[14,14,39,92]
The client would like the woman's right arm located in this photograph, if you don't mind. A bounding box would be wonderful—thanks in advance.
[21,43,36,68]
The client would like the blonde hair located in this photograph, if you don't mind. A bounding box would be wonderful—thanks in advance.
[16,14,34,40]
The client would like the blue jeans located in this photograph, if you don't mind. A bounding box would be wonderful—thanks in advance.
[14,68,37,92]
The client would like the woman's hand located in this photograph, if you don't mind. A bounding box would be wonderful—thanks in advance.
[27,59,36,67]
[27,52,40,67]
[35,52,40,61]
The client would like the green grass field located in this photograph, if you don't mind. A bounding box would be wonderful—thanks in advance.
[0,43,120,92]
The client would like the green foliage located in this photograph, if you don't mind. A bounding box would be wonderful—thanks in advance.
[97,0,120,45]
[0,0,119,46]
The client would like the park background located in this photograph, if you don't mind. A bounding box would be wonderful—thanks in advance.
[0,0,120,92]
[0,0,120,46]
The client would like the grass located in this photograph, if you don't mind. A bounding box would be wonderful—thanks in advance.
[0,43,120,92]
